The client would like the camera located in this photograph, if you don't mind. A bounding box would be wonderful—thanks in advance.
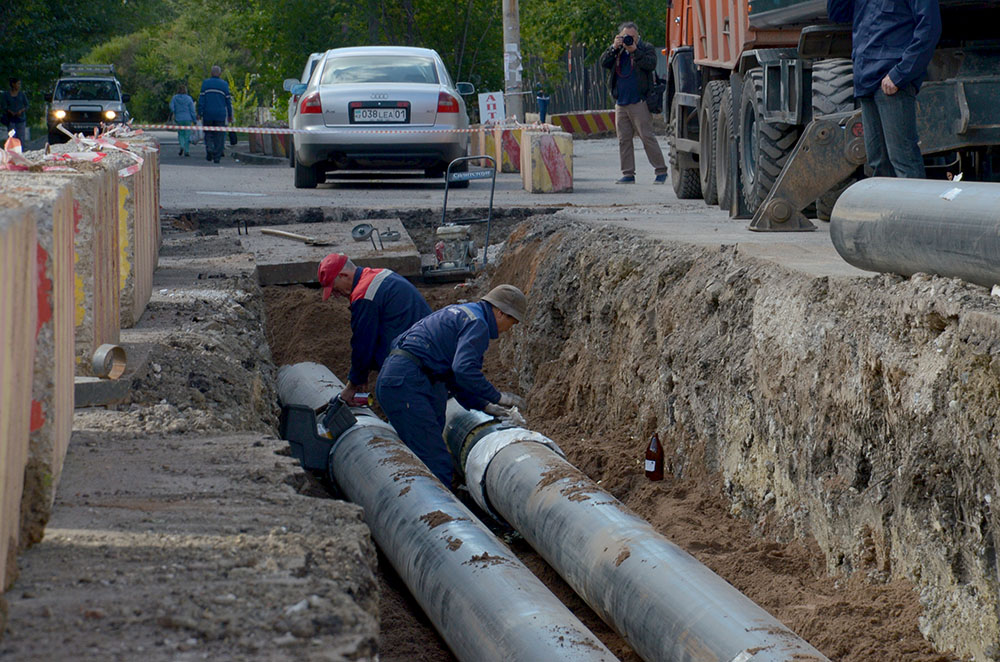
[622,35,634,46]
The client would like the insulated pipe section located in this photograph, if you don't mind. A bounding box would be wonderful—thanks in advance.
[276,363,618,662]
[831,178,1000,289]
[445,402,831,662]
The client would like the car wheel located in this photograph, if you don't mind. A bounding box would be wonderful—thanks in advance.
[294,160,318,188]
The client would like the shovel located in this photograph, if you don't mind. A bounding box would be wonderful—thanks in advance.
[260,228,333,246]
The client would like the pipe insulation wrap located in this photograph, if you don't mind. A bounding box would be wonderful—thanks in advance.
[445,405,831,662]
[830,178,1000,288]
[276,363,619,662]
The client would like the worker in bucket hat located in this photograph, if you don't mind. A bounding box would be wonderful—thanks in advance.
[318,253,431,405]
[376,284,528,487]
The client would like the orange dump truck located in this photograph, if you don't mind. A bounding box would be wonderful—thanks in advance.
[663,0,1000,230]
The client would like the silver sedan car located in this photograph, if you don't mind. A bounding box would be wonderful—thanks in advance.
[290,46,475,188]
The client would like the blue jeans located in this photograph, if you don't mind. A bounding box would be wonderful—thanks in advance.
[859,85,925,178]
[204,119,226,161]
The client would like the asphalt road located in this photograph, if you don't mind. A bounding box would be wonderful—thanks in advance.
[154,129,868,279]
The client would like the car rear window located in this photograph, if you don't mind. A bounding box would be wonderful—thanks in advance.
[320,56,439,85]
[54,80,120,101]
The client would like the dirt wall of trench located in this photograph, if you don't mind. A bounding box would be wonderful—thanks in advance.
[494,218,1000,661]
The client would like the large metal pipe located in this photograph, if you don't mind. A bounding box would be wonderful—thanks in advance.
[445,401,832,662]
[276,363,618,662]
[830,178,1000,288]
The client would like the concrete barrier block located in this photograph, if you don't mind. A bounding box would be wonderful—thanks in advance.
[492,127,523,173]
[550,111,616,138]
[3,167,121,375]
[520,130,573,193]
[468,125,499,169]
[80,137,160,329]
[0,183,75,550]
[0,204,38,592]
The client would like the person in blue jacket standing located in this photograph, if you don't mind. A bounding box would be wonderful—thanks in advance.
[376,285,528,487]
[169,84,196,157]
[827,0,941,178]
[196,65,233,163]
[317,253,431,405]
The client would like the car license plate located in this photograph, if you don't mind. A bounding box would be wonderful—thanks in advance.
[351,103,409,123]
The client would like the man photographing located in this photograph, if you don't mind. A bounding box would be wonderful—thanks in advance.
[600,22,668,185]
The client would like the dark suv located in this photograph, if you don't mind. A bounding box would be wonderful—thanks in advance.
[45,64,131,143]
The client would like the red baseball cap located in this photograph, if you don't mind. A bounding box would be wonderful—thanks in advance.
[318,253,349,301]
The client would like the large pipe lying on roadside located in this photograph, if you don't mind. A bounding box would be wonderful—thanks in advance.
[830,178,1000,288]
[276,363,618,662]
[445,401,832,662]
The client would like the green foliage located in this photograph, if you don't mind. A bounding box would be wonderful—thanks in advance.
[2,0,666,124]
[226,72,259,127]
[0,0,166,124]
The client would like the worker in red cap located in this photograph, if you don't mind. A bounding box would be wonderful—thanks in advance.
[317,253,431,404]
[376,284,529,487]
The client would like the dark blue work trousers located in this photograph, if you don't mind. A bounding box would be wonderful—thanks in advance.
[859,85,925,179]
[375,355,453,486]
[204,119,226,162]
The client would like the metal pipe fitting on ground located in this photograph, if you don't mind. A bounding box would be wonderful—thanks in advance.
[276,363,618,662]
[444,400,831,662]
[830,178,1000,289]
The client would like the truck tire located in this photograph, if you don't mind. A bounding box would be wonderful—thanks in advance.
[739,68,799,214]
[812,58,858,220]
[294,160,318,188]
[699,80,726,206]
[716,84,735,211]
[668,95,702,199]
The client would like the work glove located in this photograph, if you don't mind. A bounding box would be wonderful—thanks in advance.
[498,391,526,410]
[484,403,511,418]
[483,403,527,427]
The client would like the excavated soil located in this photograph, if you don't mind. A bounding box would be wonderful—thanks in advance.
[5,208,986,661]
[262,220,963,661]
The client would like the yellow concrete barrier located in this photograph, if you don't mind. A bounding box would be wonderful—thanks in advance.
[2,169,121,374]
[0,202,38,592]
[492,127,524,173]
[52,138,160,330]
[520,130,574,193]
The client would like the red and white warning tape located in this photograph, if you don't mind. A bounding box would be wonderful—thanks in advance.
[133,120,560,135]
[0,123,156,177]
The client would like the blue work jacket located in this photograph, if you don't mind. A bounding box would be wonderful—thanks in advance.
[348,268,431,387]
[392,300,502,411]
[197,76,233,122]
[827,0,941,97]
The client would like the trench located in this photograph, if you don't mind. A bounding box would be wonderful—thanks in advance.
[252,209,965,661]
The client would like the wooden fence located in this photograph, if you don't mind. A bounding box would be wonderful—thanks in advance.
[522,44,668,116]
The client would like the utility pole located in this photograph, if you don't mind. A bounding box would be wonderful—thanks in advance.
[502,0,523,122]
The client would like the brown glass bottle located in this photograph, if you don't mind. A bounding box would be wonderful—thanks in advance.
[644,433,664,481]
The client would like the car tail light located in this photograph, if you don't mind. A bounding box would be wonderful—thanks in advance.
[300,92,322,114]
[437,92,459,113]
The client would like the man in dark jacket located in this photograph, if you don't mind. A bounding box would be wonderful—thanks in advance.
[828,0,941,178]
[600,22,667,184]
[375,285,528,487]
[317,253,431,405]
[196,65,233,164]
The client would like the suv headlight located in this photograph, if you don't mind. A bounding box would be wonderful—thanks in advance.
[104,110,117,120]
[53,109,66,120]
